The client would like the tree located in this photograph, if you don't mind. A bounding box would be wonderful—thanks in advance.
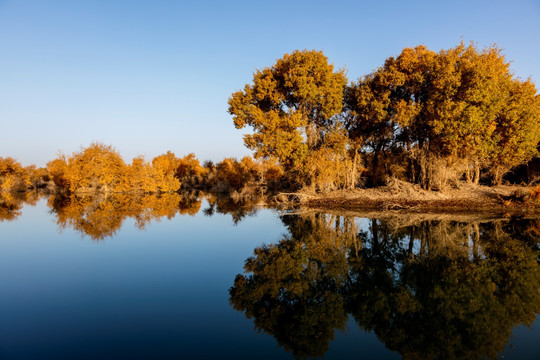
[228,50,347,177]
[150,151,181,193]
[346,42,539,188]
[175,153,207,188]
[345,70,405,185]
[47,155,71,190]
[487,79,540,184]
[303,126,354,191]
[126,156,156,193]
[0,157,30,192]
[60,143,128,193]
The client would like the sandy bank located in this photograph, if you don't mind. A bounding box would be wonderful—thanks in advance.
[277,179,540,214]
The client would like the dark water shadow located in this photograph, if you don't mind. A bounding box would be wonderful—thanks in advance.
[230,212,540,359]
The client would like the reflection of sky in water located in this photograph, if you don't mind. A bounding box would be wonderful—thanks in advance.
[0,200,396,359]
[0,199,537,359]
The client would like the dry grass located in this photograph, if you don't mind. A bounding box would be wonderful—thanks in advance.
[283,179,540,214]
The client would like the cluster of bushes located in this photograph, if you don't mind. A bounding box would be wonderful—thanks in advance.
[204,156,284,194]
[43,143,284,195]
[229,43,539,191]
[0,157,50,193]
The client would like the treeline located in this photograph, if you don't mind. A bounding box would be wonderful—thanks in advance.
[0,157,49,192]
[2,42,539,195]
[229,42,539,190]
[0,143,285,195]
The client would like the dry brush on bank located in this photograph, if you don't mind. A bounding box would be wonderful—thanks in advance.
[229,44,539,191]
[277,178,540,213]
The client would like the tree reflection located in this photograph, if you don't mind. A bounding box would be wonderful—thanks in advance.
[230,214,540,359]
[0,191,42,222]
[48,192,201,240]
[230,214,351,358]
[46,191,264,240]
[202,192,263,225]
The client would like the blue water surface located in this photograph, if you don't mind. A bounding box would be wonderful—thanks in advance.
[0,199,537,359]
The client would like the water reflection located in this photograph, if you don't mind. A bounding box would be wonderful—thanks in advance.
[0,191,42,221]
[47,192,264,240]
[230,214,540,359]
[203,192,264,225]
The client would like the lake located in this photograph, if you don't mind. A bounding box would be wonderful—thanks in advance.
[0,192,538,359]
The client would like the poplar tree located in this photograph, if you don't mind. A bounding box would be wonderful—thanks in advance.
[228,50,347,175]
[346,43,539,188]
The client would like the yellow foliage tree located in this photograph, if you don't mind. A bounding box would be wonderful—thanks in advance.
[304,127,355,191]
[215,158,250,191]
[47,156,71,190]
[175,153,207,188]
[346,42,539,188]
[0,157,30,192]
[487,79,540,184]
[61,143,128,193]
[228,50,347,177]
[151,151,181,193]
[126,156,157,193]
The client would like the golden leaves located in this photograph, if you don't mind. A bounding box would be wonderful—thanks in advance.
[228,49,347,174]
[47,145,188,194]
[0,157,34,192]
[346,42,539,186]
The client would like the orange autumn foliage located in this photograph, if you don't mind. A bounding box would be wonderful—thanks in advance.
[0,157,32,192]
[47,144,189,194]
[175,153,207,188]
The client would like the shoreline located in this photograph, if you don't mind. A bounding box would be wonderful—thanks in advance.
[277,181,540,215]
[300,198,540,215]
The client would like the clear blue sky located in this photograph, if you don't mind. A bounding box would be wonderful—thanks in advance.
[1,0,539,167]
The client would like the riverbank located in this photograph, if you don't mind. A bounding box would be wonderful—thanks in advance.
[277,179,540,214]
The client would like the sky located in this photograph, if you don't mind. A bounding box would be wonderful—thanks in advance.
[1,0,539,167]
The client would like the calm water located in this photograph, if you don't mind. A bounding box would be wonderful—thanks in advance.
[0,193,538,359]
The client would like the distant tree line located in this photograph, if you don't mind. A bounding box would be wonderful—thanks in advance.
[1,42,538,195]
[0,157,49,192]
[0,143,285,195]
[229,42,539,190]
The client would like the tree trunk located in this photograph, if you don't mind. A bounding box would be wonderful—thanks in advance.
[473,159,480,185]
[419,151,429,190]
[408,156,416,183]
[465,161,472,183]
[492,166,504,185]
[371,144,382,187]
[350,146,359,189]
[305,123,319,150]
